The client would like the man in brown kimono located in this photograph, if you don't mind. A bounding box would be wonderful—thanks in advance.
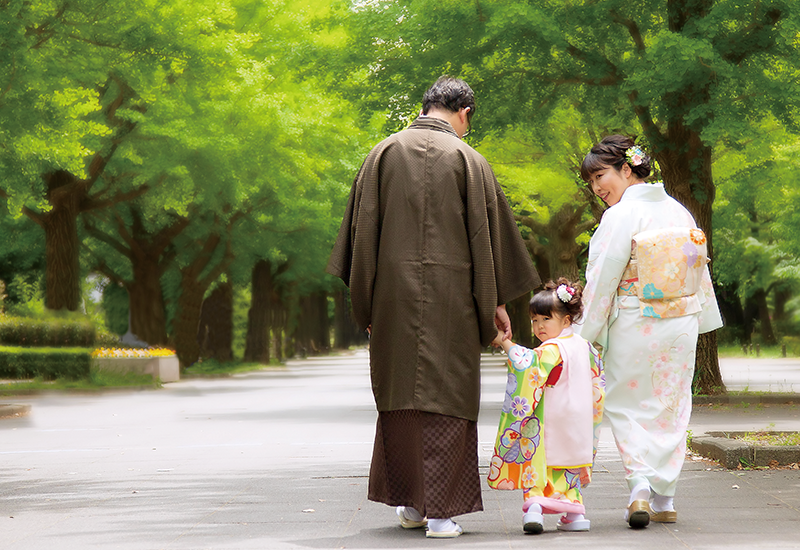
[327,76,539,538]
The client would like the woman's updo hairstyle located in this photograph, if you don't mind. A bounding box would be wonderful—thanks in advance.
[529,277,584,324]
[580,134,652,182]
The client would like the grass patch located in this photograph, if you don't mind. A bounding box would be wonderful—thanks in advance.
[737,432,800,446]
[717,343,794,359]
[183,358,279,377]
[0,367,159,395]
[735,426,800,446]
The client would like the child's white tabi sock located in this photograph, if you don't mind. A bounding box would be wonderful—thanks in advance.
[564,512,585,522]
[524,503,543,515]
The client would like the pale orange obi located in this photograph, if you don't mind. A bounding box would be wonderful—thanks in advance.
[617,228,709,319]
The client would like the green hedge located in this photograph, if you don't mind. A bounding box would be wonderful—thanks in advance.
[0,316,96,347]
[0,346,92,380]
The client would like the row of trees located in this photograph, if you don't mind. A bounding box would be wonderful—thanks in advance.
[0,0,370,365]
[2,1,799,394]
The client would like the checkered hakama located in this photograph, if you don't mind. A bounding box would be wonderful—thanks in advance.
[368,409,484,519]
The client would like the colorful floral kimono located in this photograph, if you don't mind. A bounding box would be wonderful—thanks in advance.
[575,182,723,498]
[488,327,604,515]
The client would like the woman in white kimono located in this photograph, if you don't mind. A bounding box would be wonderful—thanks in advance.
[576,135,722,529]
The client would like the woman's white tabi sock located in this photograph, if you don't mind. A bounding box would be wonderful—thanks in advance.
[651,494,675,513]
[628,481,651,506]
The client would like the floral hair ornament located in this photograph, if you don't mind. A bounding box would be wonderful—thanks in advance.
[556,284,575,303]
[625,145,645,167]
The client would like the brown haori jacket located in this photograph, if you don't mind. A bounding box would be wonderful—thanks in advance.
[327,117,540,422]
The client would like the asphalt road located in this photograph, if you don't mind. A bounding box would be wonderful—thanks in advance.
[1,350,799,549]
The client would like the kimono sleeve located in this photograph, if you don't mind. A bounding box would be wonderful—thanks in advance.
[697,266,723,334]
[488,343,560,490]
[500,344,560,416]
[468,155,540,346]
[325,150,382,331]
[575,208,633,350]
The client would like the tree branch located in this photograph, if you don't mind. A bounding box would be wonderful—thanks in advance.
[610,9,646,52]
[82,184,150,212]
[717,5,784,65]
[83,217,133,259]
[87,256,128,288]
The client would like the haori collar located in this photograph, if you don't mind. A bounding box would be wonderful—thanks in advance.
[410,116,459,138]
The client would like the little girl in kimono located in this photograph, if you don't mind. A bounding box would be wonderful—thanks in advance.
[488,278,604,534]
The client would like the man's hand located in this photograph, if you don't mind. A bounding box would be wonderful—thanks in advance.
[494,304,512,341]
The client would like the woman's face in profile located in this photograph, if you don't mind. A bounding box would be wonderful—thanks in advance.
[588,164,632,206]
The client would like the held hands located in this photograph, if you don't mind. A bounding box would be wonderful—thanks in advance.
[494,305,512,341]
[492,327,515,354]
[491,329,506,348]
[493,305,514,353]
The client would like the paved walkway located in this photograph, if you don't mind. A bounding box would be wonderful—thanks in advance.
[0,351,798,549]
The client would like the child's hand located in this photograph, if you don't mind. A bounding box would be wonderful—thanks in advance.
[491,329,505,348]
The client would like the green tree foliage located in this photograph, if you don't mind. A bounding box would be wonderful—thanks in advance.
[332,0,800,393]
[478,113,606,280]
[0,0,254,311]
[713,122,800,344]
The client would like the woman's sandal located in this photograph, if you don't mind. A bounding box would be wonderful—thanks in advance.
[625,500,651,529]
[650,509,678,523]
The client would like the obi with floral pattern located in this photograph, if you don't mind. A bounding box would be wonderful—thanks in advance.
[627,227,708,320]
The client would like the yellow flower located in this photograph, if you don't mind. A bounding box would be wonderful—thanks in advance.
[92,347,175,358]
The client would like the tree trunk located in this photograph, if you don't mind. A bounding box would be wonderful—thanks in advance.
[742,293,758,345]
[655,0,724,395]
[296,292,329,355]
[175,272,205,367]
[244,260,272,363]
[694,330,724,394]
[279,282,298,359]
[518,196,598,284]
[715,281,745,343]
[754,288,777,345]
[311,292,330,353]
[40,171,85,311]
[128,258,169,346]
[547,204,589,282]
[332,290,351,349]
[268,264,291,361]
[197,280,234,361]
[773,286,790,323]
[173,233,231,368]
[331,289,368,349]
[296,294,312,356]
[657,126,724,395]
[272,304,286,361]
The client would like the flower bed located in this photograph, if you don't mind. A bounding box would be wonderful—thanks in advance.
[92,348,179,383]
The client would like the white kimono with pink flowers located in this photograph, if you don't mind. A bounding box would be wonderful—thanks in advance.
[575,182,722,497]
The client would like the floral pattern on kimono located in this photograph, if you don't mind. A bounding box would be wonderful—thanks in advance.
[488,332,604,515]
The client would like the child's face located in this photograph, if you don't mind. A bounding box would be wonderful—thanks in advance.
[531,312,571,342]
